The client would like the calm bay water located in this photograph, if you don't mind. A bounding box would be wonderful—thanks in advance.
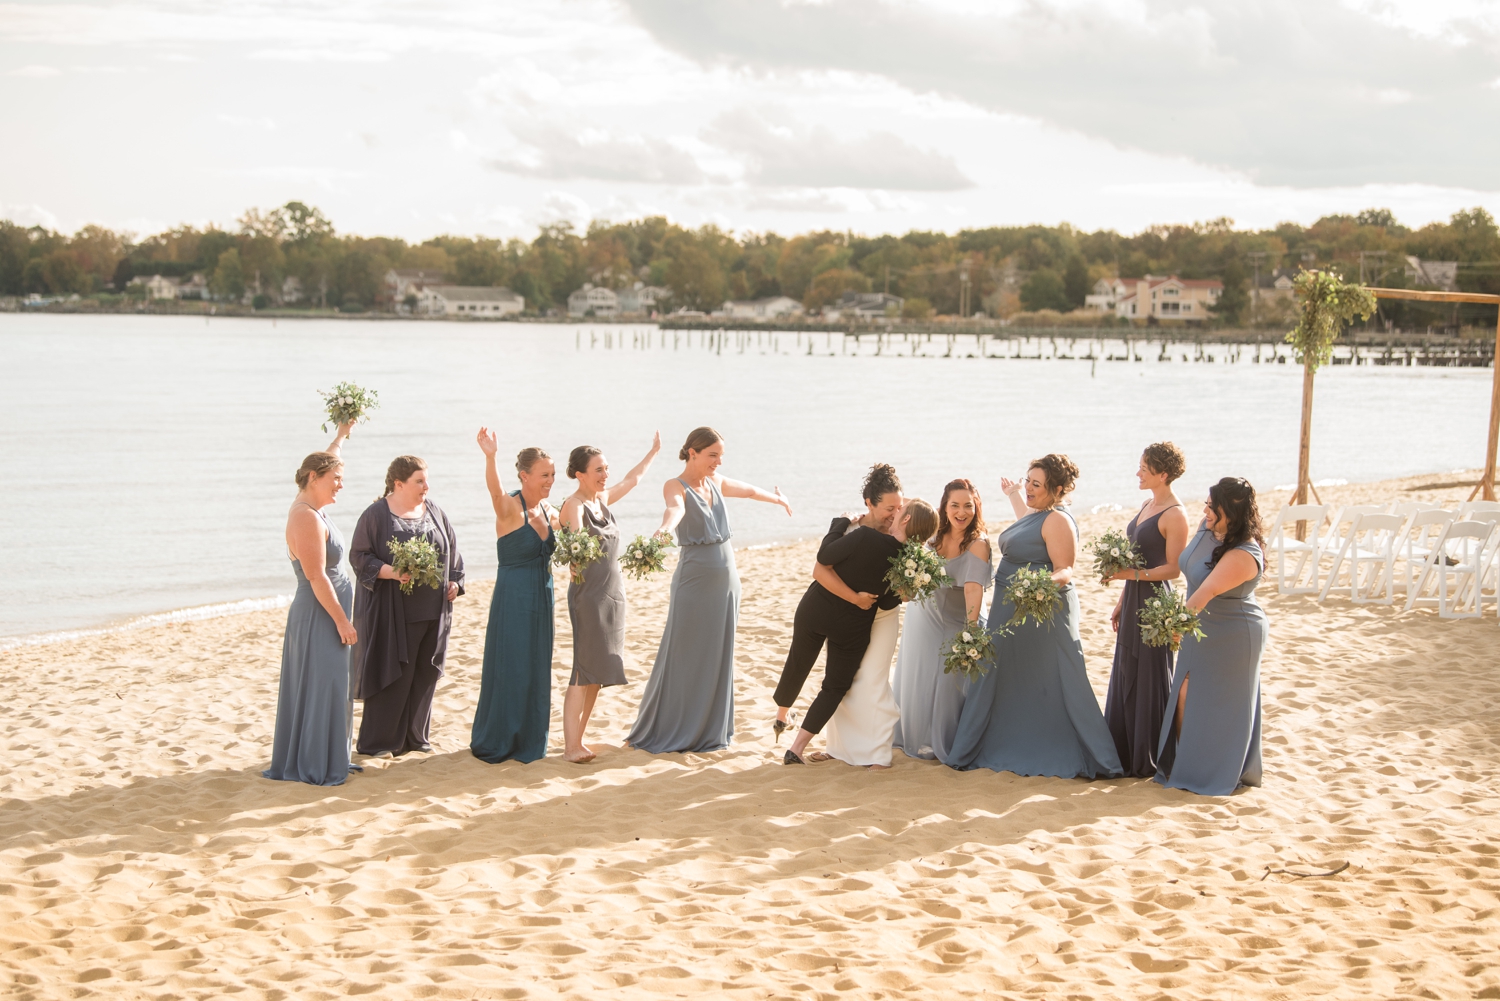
[1,313,1493,640]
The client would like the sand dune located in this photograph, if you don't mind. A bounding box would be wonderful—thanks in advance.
[3,472,1500,999]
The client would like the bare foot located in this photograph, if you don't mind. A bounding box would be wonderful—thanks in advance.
[807,751,835,763]
[868,764,891,771]
[564,750,596,763]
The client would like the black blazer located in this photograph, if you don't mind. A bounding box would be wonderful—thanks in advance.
[814,516,903,613]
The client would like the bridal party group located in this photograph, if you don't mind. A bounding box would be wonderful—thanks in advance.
[267,423,1268,800]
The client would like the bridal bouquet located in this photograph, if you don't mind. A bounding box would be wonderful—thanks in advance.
[1001,566,1062,629]
[387,536,443,595]
[943,618,1000,682]
[619,533,674,581]
[1085,529,1144,585]
[1138,585,1205,652]
[553,526,604,584]
[320,381,379,433]
[884,541,952,602]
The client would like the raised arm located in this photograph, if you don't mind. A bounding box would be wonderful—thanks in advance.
[477,427,524,529]
[325,421,352,458]
[656,478,688,538]
[1185,549,1258,612]
[605,431,662,506]
[288,507,357,644]
[718,475,793,516]
[1040,511,1077,587]
[999,477,1029,520]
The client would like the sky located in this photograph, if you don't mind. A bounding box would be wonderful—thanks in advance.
[2,0,1499,242]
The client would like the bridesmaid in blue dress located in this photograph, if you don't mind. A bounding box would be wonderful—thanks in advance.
[947,454,1123,779]
[265,425,360,786]
[471,432,558,764]
[627,426,793,754]
[1155,477,1268,796]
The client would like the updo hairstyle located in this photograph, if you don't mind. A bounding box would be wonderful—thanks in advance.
[1142,441,1186,483]
[516,447,551,475]
[902,499,939,544]
[1029,453,1080,499]
[861,462,902,505]
[679,426,723,461]
[383,455,426,497]
[295,452,342,490]
[567,445,602,479]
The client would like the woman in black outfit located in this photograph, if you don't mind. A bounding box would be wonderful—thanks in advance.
[773,463,913,765]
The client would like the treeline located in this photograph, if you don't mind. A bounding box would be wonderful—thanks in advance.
[4,202,1499,327]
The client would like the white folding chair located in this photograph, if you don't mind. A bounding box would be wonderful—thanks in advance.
[1408,520,1499,618]
[1400,509,1456,597]
[1320,505,1385,558]
[1321,513,1405,604]
[1267,504,1327,594]
[1458,500,1500,520]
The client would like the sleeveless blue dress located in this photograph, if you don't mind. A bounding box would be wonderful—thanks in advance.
[1104,505,1178,777]
[1155,527,1267,795]
[265,507,356,786]
[471,503,556,764]
[627,478,740,754]
[947,509,1123,779]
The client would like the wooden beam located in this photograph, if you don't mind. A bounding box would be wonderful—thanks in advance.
[1366,287,1500,306]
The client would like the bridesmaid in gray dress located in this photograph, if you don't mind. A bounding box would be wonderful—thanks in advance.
[947,455,1123,779]
[1155,477,1268,796]
[265,425,360,786]
[558,433,662,763]
[626,427,793,754]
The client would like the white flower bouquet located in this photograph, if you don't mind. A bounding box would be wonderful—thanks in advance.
[1085,528,1145,585]
[884,540,953,603]
[942,618,1000,682]
[1001,566,1062,629]
[553,526,604,584]
[619,533,674,581]
[1138,585,1205,652]
[387,536,443,595]
[319,381,379,434]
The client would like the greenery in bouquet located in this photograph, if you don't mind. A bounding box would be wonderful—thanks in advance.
[884,540,952,602]
[387,536,443,595]
[1138,585,1205,653]
[943,618,1000,682]
[553,526,604,584]
[319,381,379,433]
[1085,529,1145,585]
[619,533,675,581]
[1001,566,1062,629]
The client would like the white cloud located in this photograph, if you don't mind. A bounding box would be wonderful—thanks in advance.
[488,125,706,185]
[8,64,61,77]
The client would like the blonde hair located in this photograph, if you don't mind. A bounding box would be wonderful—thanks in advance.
[295,452,342,490]
[902,499,939,544]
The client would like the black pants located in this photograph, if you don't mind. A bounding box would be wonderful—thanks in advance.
[357,616,443,756]
[773,589,874,735]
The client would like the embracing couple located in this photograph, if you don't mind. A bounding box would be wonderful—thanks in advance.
[772,463,938,768]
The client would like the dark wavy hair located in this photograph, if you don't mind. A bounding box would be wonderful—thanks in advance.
[935,478,986,553]
[861,462,902,505]
[1029,453,1080,498]
[1207,476,1265,567]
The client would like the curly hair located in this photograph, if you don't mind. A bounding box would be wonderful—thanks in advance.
[1029,453,1080,498]
[1207,476,1265,567]
[566,445,601,479]
[861,462,902,505]
[679,427,723,462]
[935,478,986,553]
[295,452,342,490]
[1142,441,1186,483]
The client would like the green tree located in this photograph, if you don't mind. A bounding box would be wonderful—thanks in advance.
[665,244,726,311]
[804,267,870,310]
[1211,256,1250,325]
[1062,255,1089,309]
[901,296,933,319]
[1020,268,1068,312]
[210,248,246,301]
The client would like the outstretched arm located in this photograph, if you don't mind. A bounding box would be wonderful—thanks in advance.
[605,431,662,506]
[718,476,793,516]
[656,479,688,538]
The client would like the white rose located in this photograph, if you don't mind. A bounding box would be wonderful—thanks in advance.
[1177,613,1188,621]
[951,644,961,653]
[570,542,581,554]
[917,573,930,585]
[905,559,917,570]
[968,648,980,659]
[633,550,644,559]
[1110,547,1120,557]
[905,568,914,578]
[961,631,973,643]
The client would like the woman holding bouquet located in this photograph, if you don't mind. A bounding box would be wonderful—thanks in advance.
[626,427,792,755]
[265,423,359,786]
[471,434,558,764]
[557,433,662,763]
[1154,477,1267,796]
[1104,442,1190,778]
[947,455,1122,779]
[891,478,992,764]
[350,456,465,758]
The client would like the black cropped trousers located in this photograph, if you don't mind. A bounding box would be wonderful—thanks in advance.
[772,589,875,735]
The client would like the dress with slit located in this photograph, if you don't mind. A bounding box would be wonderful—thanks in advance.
[1104,505,1178,777]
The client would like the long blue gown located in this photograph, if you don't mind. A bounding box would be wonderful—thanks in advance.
[1155,526,1267,795]
[627,478,740,754]
[1104,505,1178,777]
[264,507,355,786]
[947,509,1123,779]
[471,509,556,764]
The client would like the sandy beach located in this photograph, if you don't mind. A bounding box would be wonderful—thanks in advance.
[4,471,1500,1000]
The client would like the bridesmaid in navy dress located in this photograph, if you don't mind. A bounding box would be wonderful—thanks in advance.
[1104,443,1191,777]
[471,432,558,764]
[947,454,1122,779]
[1155,477,1268,796]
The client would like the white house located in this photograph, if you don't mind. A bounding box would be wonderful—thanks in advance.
[722,295,803,320]
[1084,278,1129,312]
[177,273,210,300]
[616,282,669,316]
[568,283,619,318]
[1114,275,1222,324]
[129,274,182,300]
[1405,256,1458,291]
[281,275,304,304]
[386,268,449,307]
[422,286,525,318]
[825,291,903,320]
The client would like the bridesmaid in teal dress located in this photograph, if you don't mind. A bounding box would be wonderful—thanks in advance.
[947,454,1123,779]
[471,431,558,764]
[1155,477,1268,796]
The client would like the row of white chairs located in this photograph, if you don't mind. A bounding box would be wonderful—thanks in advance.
[1268,499,1500,619]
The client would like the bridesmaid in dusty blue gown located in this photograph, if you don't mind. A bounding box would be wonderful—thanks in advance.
[627,426,793,754]
[947,454,1123,779]
[1155,477,1268,796]
[471,432,558,764]
[265,426,360,786]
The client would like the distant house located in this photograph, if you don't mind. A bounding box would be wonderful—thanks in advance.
[386,268,449,308]
[281,275,304,304]
[616,282,669,316]
[129,274,181,300]
[1405,256,1458,292]
[568,283,619,318]
[422,286,525,318]
[826,291,903,320]
[1084,278,1128,312]
[1115,275,1222,324]
[722,295,803,320]
[177,273,210,300]
[1252,268,1299,306]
